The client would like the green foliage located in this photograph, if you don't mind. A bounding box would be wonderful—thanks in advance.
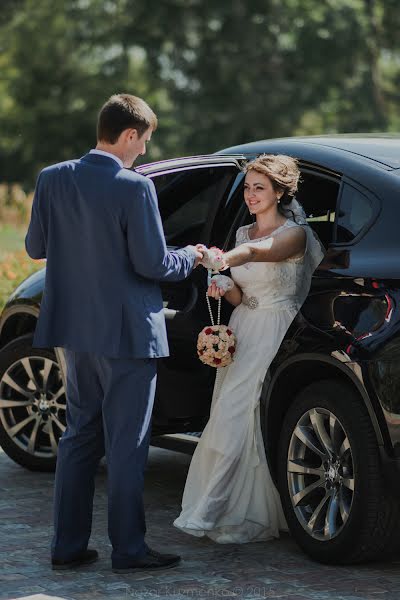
[0,226,44,311]
[0,0,131,186]
[0,251,44,312]
[0,184,31,227]
[0,224,26,261]
[125,0,400,153]
[0,0,399,188]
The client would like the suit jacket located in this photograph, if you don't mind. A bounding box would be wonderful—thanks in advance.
[25,153,196,358]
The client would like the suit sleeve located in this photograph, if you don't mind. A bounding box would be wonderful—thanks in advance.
[126,178,196,281]
[25,172,47,259]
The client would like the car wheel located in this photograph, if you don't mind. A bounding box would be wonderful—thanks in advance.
[0,334,66,471]
[278,379,400,564]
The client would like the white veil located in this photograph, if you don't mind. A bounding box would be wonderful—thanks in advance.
[282,197,326,292]
[281,197,308,224]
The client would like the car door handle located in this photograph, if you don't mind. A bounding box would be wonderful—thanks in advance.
[164,307,178,320]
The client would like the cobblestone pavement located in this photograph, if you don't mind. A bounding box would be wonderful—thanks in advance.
[1,446,400,600]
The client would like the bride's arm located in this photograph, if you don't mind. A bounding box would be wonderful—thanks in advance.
[223,226,306,268]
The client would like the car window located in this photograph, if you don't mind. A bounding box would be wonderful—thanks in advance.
[209,172,246,247]
[151,166,238,246]
[296,171,340,249]
[336,183,374,243]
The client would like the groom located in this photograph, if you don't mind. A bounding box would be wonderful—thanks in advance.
[25,93,203,572]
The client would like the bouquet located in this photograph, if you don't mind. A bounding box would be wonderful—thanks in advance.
[197,247,237,367]
[199,246,226,272]
[197,318,237,368]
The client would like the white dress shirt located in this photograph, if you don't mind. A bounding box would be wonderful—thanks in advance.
[89,149,123,168]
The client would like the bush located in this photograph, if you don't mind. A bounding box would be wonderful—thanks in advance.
[0,184,33,227]
[0,248,43,312]
[0,184,41,310]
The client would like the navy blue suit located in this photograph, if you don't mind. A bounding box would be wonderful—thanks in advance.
[25,152,195,565]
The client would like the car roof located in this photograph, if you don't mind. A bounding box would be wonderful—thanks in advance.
[219,134,400,169]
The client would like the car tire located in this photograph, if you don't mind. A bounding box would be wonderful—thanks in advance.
[278,379,400,564]
[0,334,66,471]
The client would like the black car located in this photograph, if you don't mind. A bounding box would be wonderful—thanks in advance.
[1,134,400,564]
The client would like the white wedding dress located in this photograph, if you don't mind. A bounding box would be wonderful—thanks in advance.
[173,218,324,544]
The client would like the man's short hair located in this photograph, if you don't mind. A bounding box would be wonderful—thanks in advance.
[97,94,158,143]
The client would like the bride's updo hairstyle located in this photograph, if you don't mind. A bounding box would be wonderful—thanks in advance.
[243,154,301,220]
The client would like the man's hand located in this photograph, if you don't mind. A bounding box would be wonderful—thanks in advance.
[187,244,204,268]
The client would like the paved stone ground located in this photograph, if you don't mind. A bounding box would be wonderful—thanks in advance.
[1,446,400,600]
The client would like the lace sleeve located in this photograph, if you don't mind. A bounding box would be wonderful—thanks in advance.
[235,226,249,247]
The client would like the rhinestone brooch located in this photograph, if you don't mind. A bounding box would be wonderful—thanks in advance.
[242,295,259,309]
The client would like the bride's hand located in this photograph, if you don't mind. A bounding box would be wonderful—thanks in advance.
[199,246,225,271]
[207,280,226,300]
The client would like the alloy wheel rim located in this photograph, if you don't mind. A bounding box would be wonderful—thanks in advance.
[0,356,66,459]
[287,407,354,540]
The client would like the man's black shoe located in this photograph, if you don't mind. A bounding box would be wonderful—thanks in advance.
[112,547,181,573]
[51,549,99,570]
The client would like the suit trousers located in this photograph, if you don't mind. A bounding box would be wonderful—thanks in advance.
[51,349,157,566]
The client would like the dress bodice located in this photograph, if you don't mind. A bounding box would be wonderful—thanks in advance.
[230,220,310,311]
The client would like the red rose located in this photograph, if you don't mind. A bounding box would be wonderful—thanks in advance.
[228,346,235,354]
[227,329,232,335]
[213,357,222,364]
[205,328,213,335]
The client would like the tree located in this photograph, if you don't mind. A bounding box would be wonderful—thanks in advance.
[121,0,400,152]
[0,0,131,186]
[0,0,399,186]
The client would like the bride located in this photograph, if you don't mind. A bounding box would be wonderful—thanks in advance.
[173,154,325,544]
